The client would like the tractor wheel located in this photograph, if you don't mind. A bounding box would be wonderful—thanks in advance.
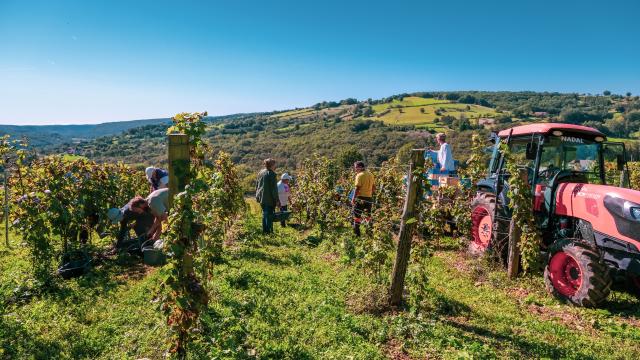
[544,239,612,307]
[470,192,506,257]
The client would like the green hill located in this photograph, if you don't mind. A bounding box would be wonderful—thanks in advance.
[31,91,640,173]
[368,96,498,129]
[0,118,172,147]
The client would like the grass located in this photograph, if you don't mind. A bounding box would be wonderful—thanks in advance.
[368,96,498,127]
[1,208,639,359]
[270,108,316,120]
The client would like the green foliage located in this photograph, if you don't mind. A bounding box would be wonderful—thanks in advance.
[629,162,640,191]
[168,112,209,161]
[336,146,363,170]
[289,155,347,237]
[462,133,490,185]
[160,187,209,358]
[395,142,416,164]
[10,155,146,286]
[1,194,640,359]
[161,112,245,357]
[192,152,246,265]
[501,143,541,273]
[361,160,404,282]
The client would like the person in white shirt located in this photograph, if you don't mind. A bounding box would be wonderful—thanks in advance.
[436,133,455,174]
[277,173,292,227]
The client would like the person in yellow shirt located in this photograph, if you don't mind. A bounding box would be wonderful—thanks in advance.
[351,161,375,236]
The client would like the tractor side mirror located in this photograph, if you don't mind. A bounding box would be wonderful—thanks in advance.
[525,142,537,160]
[616,154,625,171]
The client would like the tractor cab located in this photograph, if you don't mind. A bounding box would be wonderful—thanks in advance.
[480,124,630,221]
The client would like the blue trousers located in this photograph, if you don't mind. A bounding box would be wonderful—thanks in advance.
[261,204,275,234]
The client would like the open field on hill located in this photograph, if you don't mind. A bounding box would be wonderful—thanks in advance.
[2,204,639,359]
[369,97,498,127]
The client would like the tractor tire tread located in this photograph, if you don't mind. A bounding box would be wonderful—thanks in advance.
[544,238,611,308]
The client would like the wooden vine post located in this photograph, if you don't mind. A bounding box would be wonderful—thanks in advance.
[507,221,521,279]
[168,134,190,208]
[389,149,425,306]
[507,168,528,279]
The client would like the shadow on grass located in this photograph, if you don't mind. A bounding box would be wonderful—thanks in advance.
[234,248,292,267]
[442,318,597,359]
[601,295,640,318]
[403,287,599,359]
[0,314,65,359]
[34,249,152,304]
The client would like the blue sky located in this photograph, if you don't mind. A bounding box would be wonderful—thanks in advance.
[1,0,639,125]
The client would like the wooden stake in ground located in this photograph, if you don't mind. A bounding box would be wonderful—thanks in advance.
[167,133,190,208]
[389,149,425,307]
[507,219,520,279]
[507,168,528,279]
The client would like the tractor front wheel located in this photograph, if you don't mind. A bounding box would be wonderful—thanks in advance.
[544,239,612,307]
[470,192,495,253]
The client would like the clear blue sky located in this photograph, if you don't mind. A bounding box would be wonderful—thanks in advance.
[1,0,639,125]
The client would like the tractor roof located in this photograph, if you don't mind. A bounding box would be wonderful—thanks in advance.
[498,123,605,138]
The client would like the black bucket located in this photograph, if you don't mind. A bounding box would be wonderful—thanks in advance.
[57,251,91,280]
[141,239,166,266]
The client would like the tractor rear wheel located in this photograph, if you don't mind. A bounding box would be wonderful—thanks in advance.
[544,239,612,307]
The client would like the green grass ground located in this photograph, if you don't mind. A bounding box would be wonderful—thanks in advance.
[369,96,498,127]
[1,209,639,359]
[270,108,316,120]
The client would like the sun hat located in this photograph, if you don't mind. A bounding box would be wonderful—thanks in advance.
[107,208,123,224]
[281,173,292,180]
[145,167,155,180]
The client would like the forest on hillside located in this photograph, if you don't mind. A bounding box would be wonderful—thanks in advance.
[39,91,640,187]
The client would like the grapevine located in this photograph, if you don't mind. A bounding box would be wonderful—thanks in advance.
[10,154,146,285]
[289,154,346,238]
[501,142,541,273]
[361,159,404,282]
[160,112,245,357]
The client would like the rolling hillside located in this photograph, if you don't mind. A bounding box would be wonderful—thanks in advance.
[0,118,172,147]
[368,96,498,129]
[23,91,640,172]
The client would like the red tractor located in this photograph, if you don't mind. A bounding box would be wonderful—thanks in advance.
[471,123,640,307]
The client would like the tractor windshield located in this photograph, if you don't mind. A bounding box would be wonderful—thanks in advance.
[538,136,600,176]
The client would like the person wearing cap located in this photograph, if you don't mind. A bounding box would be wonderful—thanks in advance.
[351,161,375,237]
[146,188,169,240]
[145,166,169,193]
[255,158,278,234]
[107,196,155,247]
[277,173,292,227]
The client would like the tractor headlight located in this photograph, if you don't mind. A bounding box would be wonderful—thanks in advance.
[631,207,640,221]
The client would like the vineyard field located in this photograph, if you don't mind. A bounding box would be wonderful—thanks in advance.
[2,206,639,359]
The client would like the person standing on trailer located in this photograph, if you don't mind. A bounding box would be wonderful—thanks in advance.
[435,133,455,175]
[351,161,375,237]
[145,166,169,193]
[277,173,292,227]
[256,158,279,234]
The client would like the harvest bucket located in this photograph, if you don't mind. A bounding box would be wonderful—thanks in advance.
[57,250,91,279]
[141,239,166,266]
